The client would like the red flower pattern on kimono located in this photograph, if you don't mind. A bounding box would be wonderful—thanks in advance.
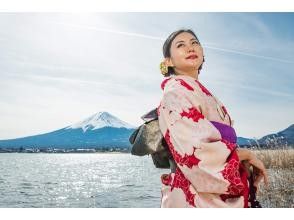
[172,168,196,207]
[161,77,172,90]
[175,78,194,91]
[180,107,204,123]
[194,80,212,96]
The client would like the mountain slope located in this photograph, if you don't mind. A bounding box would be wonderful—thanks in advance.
[258,124,294,147]
[0,112,136,149]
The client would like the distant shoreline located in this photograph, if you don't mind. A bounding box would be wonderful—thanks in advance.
[0,148,131,154]
[0,152,130,154]
[0,151,130,154]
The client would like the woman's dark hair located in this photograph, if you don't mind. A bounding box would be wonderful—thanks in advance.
[162,28,205,76]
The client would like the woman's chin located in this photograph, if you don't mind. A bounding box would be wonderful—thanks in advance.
[183,61,199,68]
[184,65,199,70]
[177,64,199,72]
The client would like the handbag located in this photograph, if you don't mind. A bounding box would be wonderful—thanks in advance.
[129,108,175,169]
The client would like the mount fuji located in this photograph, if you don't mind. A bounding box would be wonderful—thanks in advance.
[66,111,135,132]
[0,112,137,149]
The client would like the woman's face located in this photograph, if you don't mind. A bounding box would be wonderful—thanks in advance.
[166,32,204,75]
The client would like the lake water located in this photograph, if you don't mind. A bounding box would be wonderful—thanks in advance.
[0,153,169,208]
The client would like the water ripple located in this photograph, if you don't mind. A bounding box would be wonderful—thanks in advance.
[0,153,166,207]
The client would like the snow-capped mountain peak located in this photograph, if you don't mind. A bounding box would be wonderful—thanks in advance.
[66,111,135,132]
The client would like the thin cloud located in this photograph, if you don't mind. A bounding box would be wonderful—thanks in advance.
[3,71,142,97]
[50,21,294,64]
[203,44,294,64]
[50,21,164,41]
[212,80,293,99]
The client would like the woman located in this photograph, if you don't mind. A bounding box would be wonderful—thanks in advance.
[157,29,268,208]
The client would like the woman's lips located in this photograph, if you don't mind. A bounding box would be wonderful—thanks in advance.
[186,55,198,59]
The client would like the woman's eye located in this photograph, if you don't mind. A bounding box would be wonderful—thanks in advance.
[177,44,183,48]
[192,41,199,45]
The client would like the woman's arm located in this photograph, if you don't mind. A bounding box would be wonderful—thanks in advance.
[236,148,254,161]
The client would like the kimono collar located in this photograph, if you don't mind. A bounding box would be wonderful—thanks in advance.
[160,74,200,90]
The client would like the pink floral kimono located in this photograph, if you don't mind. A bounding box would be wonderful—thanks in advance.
[157,74,249,208]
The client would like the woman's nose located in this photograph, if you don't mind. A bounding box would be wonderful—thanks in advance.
[187,46,195,53]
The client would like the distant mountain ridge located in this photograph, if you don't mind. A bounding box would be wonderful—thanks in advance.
[237,124,294,148]
[0,112,136,149]
[0,111,292,149]
[257,124,294,147]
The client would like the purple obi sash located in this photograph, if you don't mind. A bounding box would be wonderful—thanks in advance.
[210,121,237,144]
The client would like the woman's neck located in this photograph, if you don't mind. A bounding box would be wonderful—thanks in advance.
[174,69,199,80]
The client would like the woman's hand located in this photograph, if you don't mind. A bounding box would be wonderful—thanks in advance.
[247,153,269,191]
[236,148,269,192]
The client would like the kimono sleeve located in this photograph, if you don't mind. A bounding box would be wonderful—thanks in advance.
[158,84,240,194]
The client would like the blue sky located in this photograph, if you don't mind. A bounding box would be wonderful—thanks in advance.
[0,13,293,139]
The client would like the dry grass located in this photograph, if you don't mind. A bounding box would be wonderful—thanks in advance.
[251,149,294,208]
[253,148,294,169]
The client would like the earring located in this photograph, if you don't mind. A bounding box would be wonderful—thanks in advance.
[160,62,169,75]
